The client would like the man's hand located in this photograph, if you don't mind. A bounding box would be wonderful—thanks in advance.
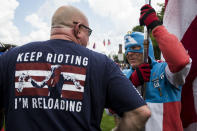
[116,105,151,131]
[139,4,161,30]
[130,63,151,86]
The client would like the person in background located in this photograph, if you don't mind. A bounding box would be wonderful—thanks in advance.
[0,5,151,131]
[122,4,192,131]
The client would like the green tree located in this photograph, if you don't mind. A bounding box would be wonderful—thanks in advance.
[113,55,119,63]
[132,26,144,32]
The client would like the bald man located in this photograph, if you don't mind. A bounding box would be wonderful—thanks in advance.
[0,5,150,131]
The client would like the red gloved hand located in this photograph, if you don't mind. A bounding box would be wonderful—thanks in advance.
[130,63,151,86]
[139,4,161,30]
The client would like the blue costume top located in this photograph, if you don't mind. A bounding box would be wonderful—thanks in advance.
[123,57,181,103]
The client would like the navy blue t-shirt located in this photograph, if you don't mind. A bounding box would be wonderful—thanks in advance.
[0,39,145,131]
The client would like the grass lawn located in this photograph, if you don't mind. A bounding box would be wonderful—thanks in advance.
[100,110,115,131]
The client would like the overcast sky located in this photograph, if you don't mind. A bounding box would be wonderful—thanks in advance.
[0,0,164,55]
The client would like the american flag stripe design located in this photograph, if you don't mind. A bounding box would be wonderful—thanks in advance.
[163,102,182,131]
[15,63,86,100]
[15,83,84,92]
[145,102,182,131]
[15,88,83,100]
[145,102,163,131]
[15,71,86,81]
[15,88,49,96]
[16,63,86,74]
[164,0,197,129]
[15,77,85,86]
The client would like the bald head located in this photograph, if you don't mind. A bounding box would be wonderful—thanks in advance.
[51,5,90,47]
[51,5,89,28]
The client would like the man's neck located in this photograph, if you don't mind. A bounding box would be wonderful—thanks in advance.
[50,34,72,41]
[50,27,77,43]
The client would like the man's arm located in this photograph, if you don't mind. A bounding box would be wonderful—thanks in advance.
[152,26,191,73]
[105,58,151,130]
[116,105,151,131]
[140,4,190,73]
[139,4,191,87]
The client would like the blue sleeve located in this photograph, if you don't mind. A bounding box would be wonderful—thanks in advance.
[105,59,146,116]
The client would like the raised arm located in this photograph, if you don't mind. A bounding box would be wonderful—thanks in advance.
[152,26,191,87]
[139,4,191,87]
[152,26,190,73]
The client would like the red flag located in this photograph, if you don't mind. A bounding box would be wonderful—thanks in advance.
[164,0,197,130]
[107,39,111,45]
[165,0,168,8]
[93,43,96,49]
[103,40,105,46]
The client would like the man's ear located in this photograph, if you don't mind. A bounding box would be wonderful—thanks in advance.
[73,23,80,39]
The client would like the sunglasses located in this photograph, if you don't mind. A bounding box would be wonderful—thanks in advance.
[73,22,92,36]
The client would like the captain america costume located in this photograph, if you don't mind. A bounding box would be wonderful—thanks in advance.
[123,26,192,131]
[0,39,145,131]
[123,57,186,131]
